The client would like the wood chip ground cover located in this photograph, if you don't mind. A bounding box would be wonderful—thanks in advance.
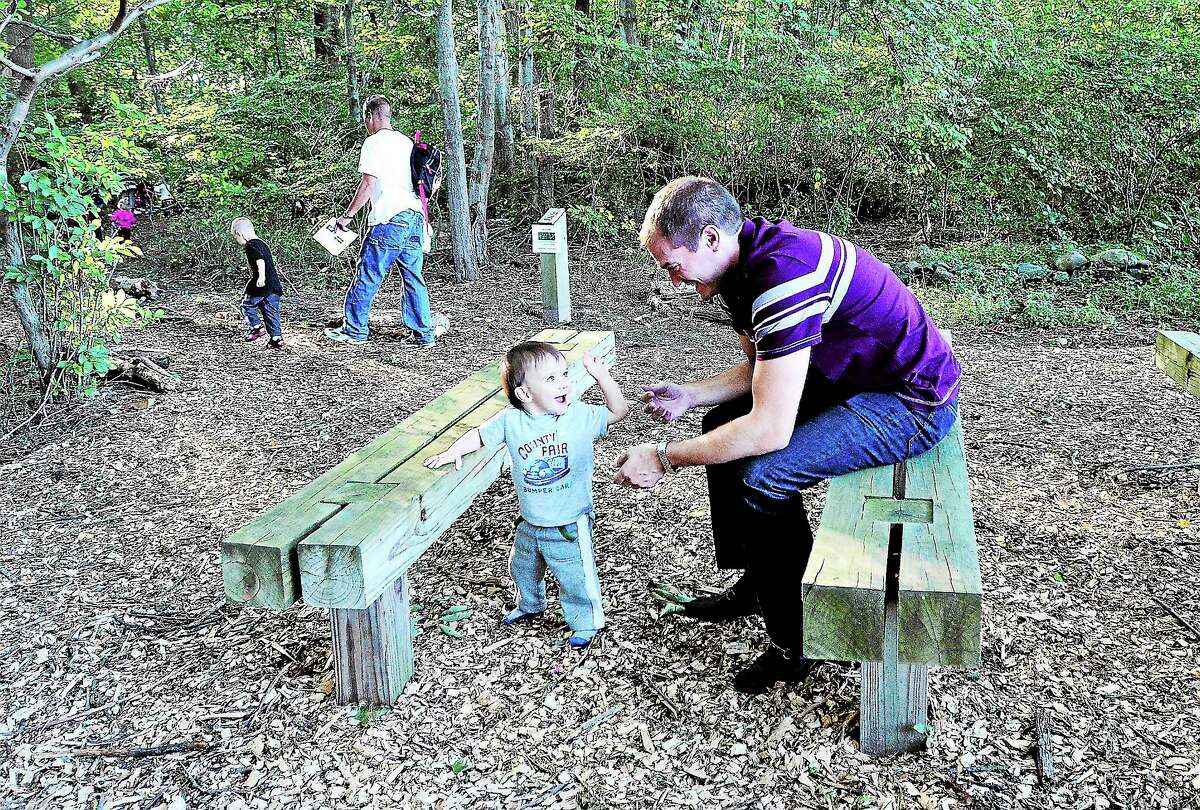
[1,243,1198,809]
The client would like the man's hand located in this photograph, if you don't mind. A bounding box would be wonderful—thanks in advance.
[613,443,666,489]
[424,450,463,471]
[334,216,353,231]
[640,381,694,423]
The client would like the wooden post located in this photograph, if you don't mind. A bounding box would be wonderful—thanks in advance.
[532,208,570,323]
[859,463,931,755]
[330,573,414,705]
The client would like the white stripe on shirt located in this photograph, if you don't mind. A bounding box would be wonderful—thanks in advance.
[749,232,835,321]
[823,236,857,323]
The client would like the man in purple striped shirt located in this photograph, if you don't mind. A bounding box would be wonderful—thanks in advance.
[614,177,961,693]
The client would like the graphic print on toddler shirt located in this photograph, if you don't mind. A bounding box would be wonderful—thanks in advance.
[519,430,570,487]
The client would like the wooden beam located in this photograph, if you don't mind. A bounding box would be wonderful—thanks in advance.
[1156,330,1200,398]
[896,417,983,667]
[297,330,616,609]
[220,328,612,611]
[802,463,892,662]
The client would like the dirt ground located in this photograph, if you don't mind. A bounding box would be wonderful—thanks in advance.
[1,238,1199,810]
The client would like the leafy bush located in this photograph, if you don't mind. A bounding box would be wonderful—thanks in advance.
[3,115,159,398]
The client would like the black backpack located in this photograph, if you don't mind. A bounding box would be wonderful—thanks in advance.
[411,131,441,220]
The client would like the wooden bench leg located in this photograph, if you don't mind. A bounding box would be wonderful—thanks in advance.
[860,660,929,755]
[860,516,930,755]
[330,573,414,705]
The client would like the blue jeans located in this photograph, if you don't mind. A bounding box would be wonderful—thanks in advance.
[242,292,282,338]
[509,516,604,636]
[703,390,958,653]
[343,210,432,342]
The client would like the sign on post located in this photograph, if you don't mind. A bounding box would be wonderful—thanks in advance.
[532,208,570,324]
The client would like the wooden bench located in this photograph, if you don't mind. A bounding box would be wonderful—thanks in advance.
[802,414,981,755]
[1156,330,1200,398]
[221,328,616,705]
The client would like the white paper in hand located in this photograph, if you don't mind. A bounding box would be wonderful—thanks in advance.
[313,218,359,256]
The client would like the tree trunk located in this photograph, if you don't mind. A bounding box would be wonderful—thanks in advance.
[3,24,52,376]
[536,64,556,211]
[511,1,536,139]
[435,0,479,282]
[572,0,590,102]
[314,3,340,68]
[67,75,94,124]
[493,6,514,176]
[138,17,164,114]
[344,0,361,118]
[273,10,285,75]
[469,0,498,269]
[619,0,640,47]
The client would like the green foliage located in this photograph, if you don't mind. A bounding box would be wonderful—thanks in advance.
[4,115,159,399]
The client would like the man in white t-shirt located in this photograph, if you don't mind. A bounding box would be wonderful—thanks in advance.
[324,95,435,347]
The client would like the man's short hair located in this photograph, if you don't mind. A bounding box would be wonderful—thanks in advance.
[501,341,565,411]
[362,95,391,121]
[639,176,743,250]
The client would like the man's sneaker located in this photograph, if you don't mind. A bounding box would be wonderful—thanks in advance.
[402,333,436,349]
[682,577,760,622]
[323,327,366,345]
[268,336,284,349]
[244,325,267,342]
[502,609,543,626]
[733,646,821,694]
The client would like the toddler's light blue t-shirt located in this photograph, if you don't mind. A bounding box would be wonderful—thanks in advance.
[479,401,609,527]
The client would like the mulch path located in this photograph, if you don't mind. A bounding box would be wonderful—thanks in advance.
[1,234,1198,810]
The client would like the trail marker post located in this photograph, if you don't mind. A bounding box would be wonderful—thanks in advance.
[532,208,570,324]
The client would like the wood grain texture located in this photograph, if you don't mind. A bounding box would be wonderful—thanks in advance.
[330,574,413,706]
[896,417,983,666]
[802,463,892,662]
[804,416,980,666]
[1155,330,1200,398]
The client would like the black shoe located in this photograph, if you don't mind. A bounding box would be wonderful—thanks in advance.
[733,646,821,694]
[681,574,759,622]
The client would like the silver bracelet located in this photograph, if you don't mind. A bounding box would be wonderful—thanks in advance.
[656,441,675,475]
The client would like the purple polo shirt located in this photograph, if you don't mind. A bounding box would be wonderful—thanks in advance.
[716,218,960,412]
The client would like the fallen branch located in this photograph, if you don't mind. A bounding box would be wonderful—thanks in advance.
[110,275,163,301]
[72,739,210,759]
[1034,707,1054,784]
[569,704,622,740]
[0,366,61,443]
[106,356,179,392]
[1149,594,1200,642]
[1123,462,1200,474]
[636,674,681,718]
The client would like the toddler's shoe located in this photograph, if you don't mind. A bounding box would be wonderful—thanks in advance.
[568,630,597,649]
[268,336,284,349]
[244,325,267,342]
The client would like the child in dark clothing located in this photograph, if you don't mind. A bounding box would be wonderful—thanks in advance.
[230,217,284,348]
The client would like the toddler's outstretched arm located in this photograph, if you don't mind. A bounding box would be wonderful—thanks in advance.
[424,427,484,471]
[583,351,630,425]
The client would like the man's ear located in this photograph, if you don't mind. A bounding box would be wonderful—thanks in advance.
[702,224,721,252]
